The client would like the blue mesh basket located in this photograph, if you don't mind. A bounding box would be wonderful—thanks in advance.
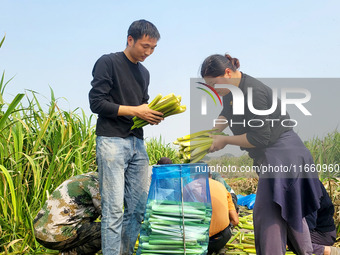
[136,163,212,255]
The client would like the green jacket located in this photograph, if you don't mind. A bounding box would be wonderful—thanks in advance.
[33,172,101,242]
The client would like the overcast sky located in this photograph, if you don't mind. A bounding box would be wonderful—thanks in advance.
[1,0,339,156]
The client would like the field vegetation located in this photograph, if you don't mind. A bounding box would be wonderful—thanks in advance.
[1,35,339,254]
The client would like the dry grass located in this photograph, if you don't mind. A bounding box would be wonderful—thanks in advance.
[226,178,258,195]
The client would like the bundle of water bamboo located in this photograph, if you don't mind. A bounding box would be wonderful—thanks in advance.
[225,210,296,255]
[137,200,211,254]
[131,93,186,130]
[174,129,227,163]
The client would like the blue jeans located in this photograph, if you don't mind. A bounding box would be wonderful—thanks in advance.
[96,136,149,255]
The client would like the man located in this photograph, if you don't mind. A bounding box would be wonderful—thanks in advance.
[34,172,101,255]
[88,20,162,254]
[305,181,340,255]
[286,180,340,255]
[208,173,239,255]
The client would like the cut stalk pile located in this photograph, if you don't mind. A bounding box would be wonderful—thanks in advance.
[226,209,296,255]
[137,200,212,254]
[174,129,227,163]
[131,93,186,130]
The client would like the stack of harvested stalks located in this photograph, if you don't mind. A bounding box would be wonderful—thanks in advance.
[173,129,227,163]
[225,208,296,255]
[137,200,211,254]
[132,93,186,130]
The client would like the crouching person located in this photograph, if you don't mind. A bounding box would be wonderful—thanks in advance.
[211,171,239,213]
[208,173,239,254]
[305,181,340,255]
[33,172,101,255]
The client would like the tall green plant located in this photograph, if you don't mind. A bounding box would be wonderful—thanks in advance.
[305,131,340,180]
[145,136,183,165]
[0,35,98,253]
[0,90,98,253]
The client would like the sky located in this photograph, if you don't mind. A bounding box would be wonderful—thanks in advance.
[1,0,339,156]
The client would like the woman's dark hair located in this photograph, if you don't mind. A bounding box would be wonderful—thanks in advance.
[127,19,160,42]
[200,54,240,77]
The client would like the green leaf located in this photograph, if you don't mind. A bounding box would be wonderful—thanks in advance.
[0,165,17,222]
[0,93,24,131]
[0,34,5,48]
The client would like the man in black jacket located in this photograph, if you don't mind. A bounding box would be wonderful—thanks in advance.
[288,180,339,255]
[305,181,339,255]
[89,19,162,255]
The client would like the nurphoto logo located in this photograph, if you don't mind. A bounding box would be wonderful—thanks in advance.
[196,82,222,115]
[197,82,312,128]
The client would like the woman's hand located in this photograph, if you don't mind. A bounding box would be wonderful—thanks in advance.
[209,135,228,153]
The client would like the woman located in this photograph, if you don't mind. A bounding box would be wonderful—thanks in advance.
[200,54,322,255]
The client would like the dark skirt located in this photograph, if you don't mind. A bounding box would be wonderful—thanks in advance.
[256,130,323,232]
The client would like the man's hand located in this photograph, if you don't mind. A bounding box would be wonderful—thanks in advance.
[209,135,228,153]
[135,104,164,125]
